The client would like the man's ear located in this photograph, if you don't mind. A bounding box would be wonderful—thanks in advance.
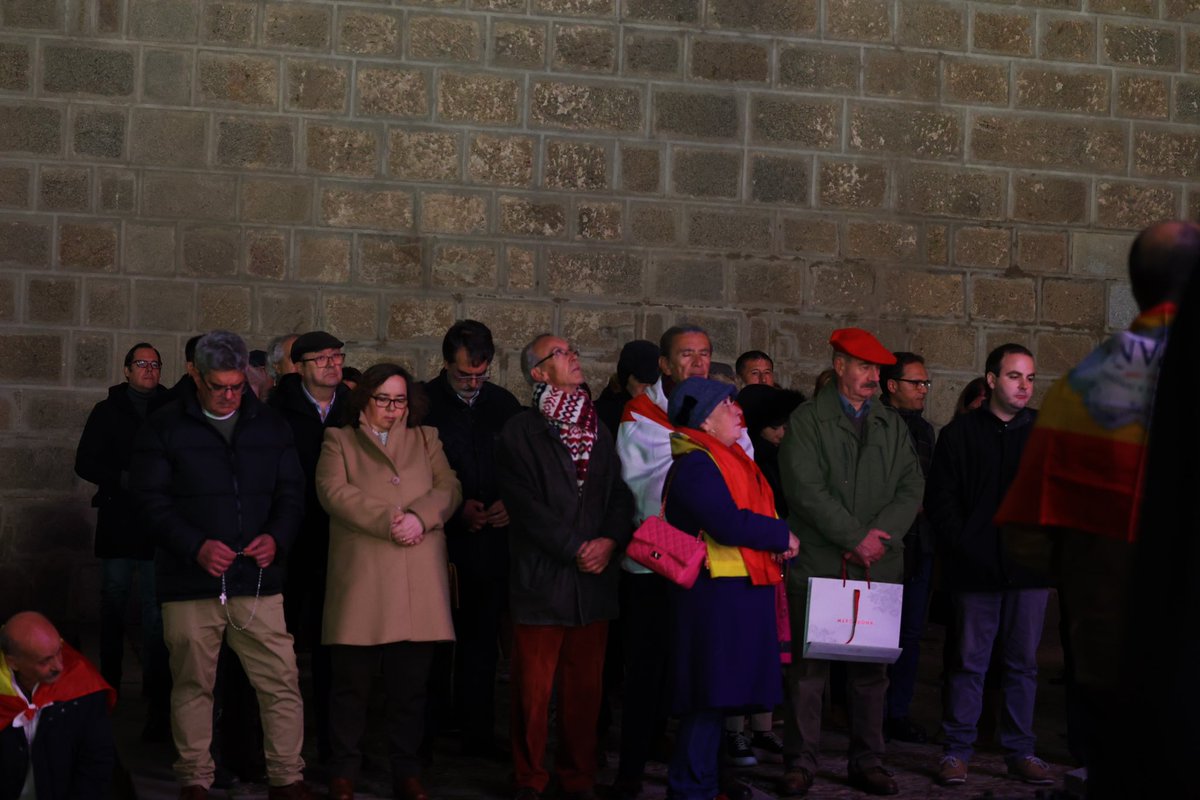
[985,372,997,391]
[658,354,671,377]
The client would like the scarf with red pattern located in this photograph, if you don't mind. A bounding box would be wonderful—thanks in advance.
[534,383,598,487]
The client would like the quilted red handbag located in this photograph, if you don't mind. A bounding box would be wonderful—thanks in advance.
[625,466,706,588]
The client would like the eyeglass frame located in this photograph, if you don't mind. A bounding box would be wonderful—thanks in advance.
[531,346,579,370]
[370,394,408,410]
[201,378,247,396]
[130,359,162,370]
[896,378,933,389]
[296,352,346,368]
[448,365,492,385]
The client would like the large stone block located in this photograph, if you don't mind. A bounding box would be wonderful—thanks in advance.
[130,108,207,167]
[623,0,700,23]
[84,278,129,327]
[356,66,430,119]
[507,246,537,291]
[27,278,77,324]
[534,0,614,16]
[0,41,30,91]
[295,233,352,283]
[1103,22,1178,69]
[882,270,964,317]
[494,21,547,69]
[546,250,643,297]
[1108,282,1138,330]
[672,148,741,198]
[1133,129,1200,178]
[197,284,251,331]
[0,449,76,492]
[242,178,312,224]
[850,102,960,159]
[255,288,315,334]
[500,196,566,237]
[750,154,809,205]
[899,0,964,50]
[652,257,725,303]
[73,109,125,159]
[654,90,738,140]
[468,134,534,187]
[263,3,331,51]
[0,334,62,382]
[59,222,117,272]
[388,129,460,182]
[954,227,1011,269]
[432,243,497,289]
[357,235,422,286]
[410,14,483,62]
[386,295,459,341]
[203,2,257,45]
[781,216,839,255]
[553,24,617,73]
[972,114,1126,174]
[533,80,641,132]
[338,9,401,56]
[778,44,859,92]
[217,116,294,169]
[306,123,379,177]
[2,0,61,29]
[624,31,680,76]
[686,209,771,251]
[98,170,136,213]
[819,159,886,209]
[1041,15,1095,62]
[897,165,1006,219]
[287,59,348,113]
[43,45,134,96]
[944,59,1009,106]
[143,49,193,106]
[321,184,414,230]
[0,103,61,155]
[0,166,30,209]
[75,334,112,385]
[39,168,89,212]
[124,222,176,275]
[562,307,638,352]
[439,71,520,125]
[576,202,621,240]
[708,0,817,33]
[629,202,677,244]
[621,145,660,193]
[1013,174,1089,224]
[846,222,918,261]
[1176,79,1200,123]
[1096,181,1179,229]
[1042,278,1105,328]
[752,96,839,148]
[322,292,379,340]
[132,280,195,331]
[1036,331,1097,375]
[971,277,1036,322]
[864,52,938,101]
[910,325,977,370]
[690,39,768,83]
[181,225,240,276]
[810,262,875,314]
[973,10,1033,56]
[545,139,608,190]
[420,192,488,234]
[0,218,50,267]
[730,261,804,307]
[826,0,892,42]
[245,229,287,281]
[143,173,236,220]
[1016,68,1110,114]
[130,0,198,41]
[1116,74,1169,118]
[197,52,278,108]
[1070,231,1130,278]
[1017,230,1067,273]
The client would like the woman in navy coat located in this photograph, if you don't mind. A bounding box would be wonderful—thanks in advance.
[661,378,799,800]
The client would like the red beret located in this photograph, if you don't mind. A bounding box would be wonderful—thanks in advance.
[829,328,897,365]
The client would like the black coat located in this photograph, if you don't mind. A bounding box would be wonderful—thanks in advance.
[0,691,113,800]
[885,402,937,564]
[74,382,169,559]
[496,409,634,626]
[925,406,1042,592]
[268,373,350,576]
[130,389,305,603]
[422,372,522,573]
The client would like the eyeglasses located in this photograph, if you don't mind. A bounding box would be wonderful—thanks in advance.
[203,380,246,396]
[371,395,408,410]
[532,347,578,369]
[449,367,491,385]
[897,379,933,389]
[131,359,162,370]
[297,353,346,368]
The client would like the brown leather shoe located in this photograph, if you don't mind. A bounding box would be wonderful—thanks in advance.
[848,766,899,796]
[267,782,314,800]
[396,777,429,800]
[778,767,814,796]
[179,787,209,800]
[328,777,354,800]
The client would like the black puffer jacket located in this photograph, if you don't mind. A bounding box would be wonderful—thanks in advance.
[130,389,304,603]
[74,382,169,559]
[497,409,634,626]
[925,405,1042,592]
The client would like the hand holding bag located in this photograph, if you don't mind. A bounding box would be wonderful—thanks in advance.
[625,466,706,589]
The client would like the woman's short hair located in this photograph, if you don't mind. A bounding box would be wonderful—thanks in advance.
[194,330,248,377]
[347,362,428,427]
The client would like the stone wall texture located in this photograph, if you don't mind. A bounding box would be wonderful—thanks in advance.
[1,0,1197,621]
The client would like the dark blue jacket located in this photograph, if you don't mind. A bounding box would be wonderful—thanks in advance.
[130,388,304,603]
[0,691,113,800]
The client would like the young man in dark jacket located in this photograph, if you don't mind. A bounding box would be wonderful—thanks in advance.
[422,320,522,757]
[497,333,634,800]
[130,330,309,800]
[925,343,1050,787]
[74,342,170,737]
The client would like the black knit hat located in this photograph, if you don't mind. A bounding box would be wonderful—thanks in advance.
[737,384,805,435]
[617,339,660,387]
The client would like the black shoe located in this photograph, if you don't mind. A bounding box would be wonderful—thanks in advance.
[611,777,642,800]
[848,766,898,796]
[718,779,752,800]
[778,767,814,797]
[884,716,927,744]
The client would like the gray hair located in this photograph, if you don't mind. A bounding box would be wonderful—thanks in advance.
[194,330,248,377]
[266,334,295,380]
[520,333,555,386]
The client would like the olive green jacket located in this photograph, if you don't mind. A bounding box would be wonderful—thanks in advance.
[778,384,924,588]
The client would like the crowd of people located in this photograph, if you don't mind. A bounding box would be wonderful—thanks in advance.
[2,219,1199,800]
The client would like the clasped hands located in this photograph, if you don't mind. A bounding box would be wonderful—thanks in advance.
[197,534,276,577]
[576,537,616,574]
[461,499,510,532]
[843,528,891,568]
[391,509,425,546]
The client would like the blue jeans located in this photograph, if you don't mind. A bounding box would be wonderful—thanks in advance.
[943,589,1049,761]
[668,708,723,800]
[100,557,166,693]
[887,550,934,720]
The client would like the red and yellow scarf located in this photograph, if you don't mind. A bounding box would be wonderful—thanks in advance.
[996,303,1175,543]
[0,642,115,729]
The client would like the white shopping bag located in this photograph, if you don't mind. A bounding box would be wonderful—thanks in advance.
[803,576,903,664]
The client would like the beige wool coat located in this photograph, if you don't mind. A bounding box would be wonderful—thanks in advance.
[316,420,462,646]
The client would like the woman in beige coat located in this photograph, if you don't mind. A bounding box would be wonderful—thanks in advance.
[316,363,462,800]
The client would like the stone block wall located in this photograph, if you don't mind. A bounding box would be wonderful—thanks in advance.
[1,0,1197,620]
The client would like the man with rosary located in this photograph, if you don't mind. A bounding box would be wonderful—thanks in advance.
[131,330,309,800]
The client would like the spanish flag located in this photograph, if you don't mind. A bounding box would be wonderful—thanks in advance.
[0,642,115,729]
[995,303,1174,543]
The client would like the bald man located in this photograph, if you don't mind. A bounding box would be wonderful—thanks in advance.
[0,612,115,800]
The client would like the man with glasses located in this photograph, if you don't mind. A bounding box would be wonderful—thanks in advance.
[131,330,309,800]
[498,334,633,800]
[422,320,521,757]
[878,352,937,745]
[269,331,349,763]
[75,342,171,740]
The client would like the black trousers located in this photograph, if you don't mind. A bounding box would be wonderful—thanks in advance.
[616,571,672,782]
[451,559,508,748]
[329,641,436,781]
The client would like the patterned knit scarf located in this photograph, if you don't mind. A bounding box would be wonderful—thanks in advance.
[534,382,597,487]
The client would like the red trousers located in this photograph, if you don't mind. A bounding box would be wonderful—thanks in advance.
[510,621,609,793]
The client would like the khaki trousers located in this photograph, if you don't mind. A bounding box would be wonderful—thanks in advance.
[162,595,305,788]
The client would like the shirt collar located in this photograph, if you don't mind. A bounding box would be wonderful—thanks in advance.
[301,381,335,422]
[838,392,871,420]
